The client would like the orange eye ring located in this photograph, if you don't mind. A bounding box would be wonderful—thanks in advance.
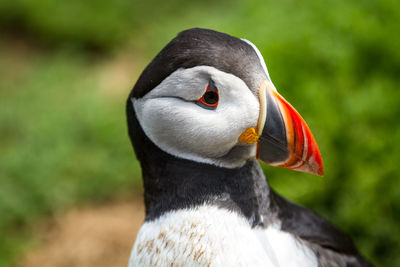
[196,80,219,110]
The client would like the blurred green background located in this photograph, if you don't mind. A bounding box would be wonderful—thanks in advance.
[1,0,399,266]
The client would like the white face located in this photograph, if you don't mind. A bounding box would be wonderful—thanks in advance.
[132,66,260,168]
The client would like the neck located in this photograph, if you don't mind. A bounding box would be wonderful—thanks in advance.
[141,149,271,226]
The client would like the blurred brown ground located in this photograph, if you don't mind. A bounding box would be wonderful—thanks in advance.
[18,198,145,267]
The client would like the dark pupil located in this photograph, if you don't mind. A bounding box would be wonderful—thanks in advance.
[203,91,218,105]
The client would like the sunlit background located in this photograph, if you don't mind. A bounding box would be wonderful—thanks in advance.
[1,0,399,266]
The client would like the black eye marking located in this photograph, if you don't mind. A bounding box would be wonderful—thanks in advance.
[196,80,219,110]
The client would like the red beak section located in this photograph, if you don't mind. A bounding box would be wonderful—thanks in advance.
[256,81,324,176]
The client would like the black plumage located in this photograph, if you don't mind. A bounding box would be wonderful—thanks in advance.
[131,28,267,99]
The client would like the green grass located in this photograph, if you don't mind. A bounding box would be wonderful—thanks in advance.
[0,47,142,266]
[1,0,400,266]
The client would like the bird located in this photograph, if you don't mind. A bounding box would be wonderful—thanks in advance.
[126,28,372,267]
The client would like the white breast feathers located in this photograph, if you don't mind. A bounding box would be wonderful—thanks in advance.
[128,205,318,267]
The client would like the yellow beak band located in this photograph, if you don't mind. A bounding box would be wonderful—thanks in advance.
[238,127,259,144]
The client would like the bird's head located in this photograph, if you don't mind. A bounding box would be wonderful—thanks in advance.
[127,28,323,176]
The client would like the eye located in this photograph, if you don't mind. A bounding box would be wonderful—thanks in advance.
[196,80,219,110]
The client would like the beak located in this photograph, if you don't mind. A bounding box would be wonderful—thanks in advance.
[239,80,324,176]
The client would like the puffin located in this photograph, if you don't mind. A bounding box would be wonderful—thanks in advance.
[126,28,372,267]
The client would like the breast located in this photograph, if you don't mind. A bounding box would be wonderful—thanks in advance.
[128,205,318,267]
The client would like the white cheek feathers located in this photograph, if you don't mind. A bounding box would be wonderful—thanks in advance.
[132,66,260,168]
